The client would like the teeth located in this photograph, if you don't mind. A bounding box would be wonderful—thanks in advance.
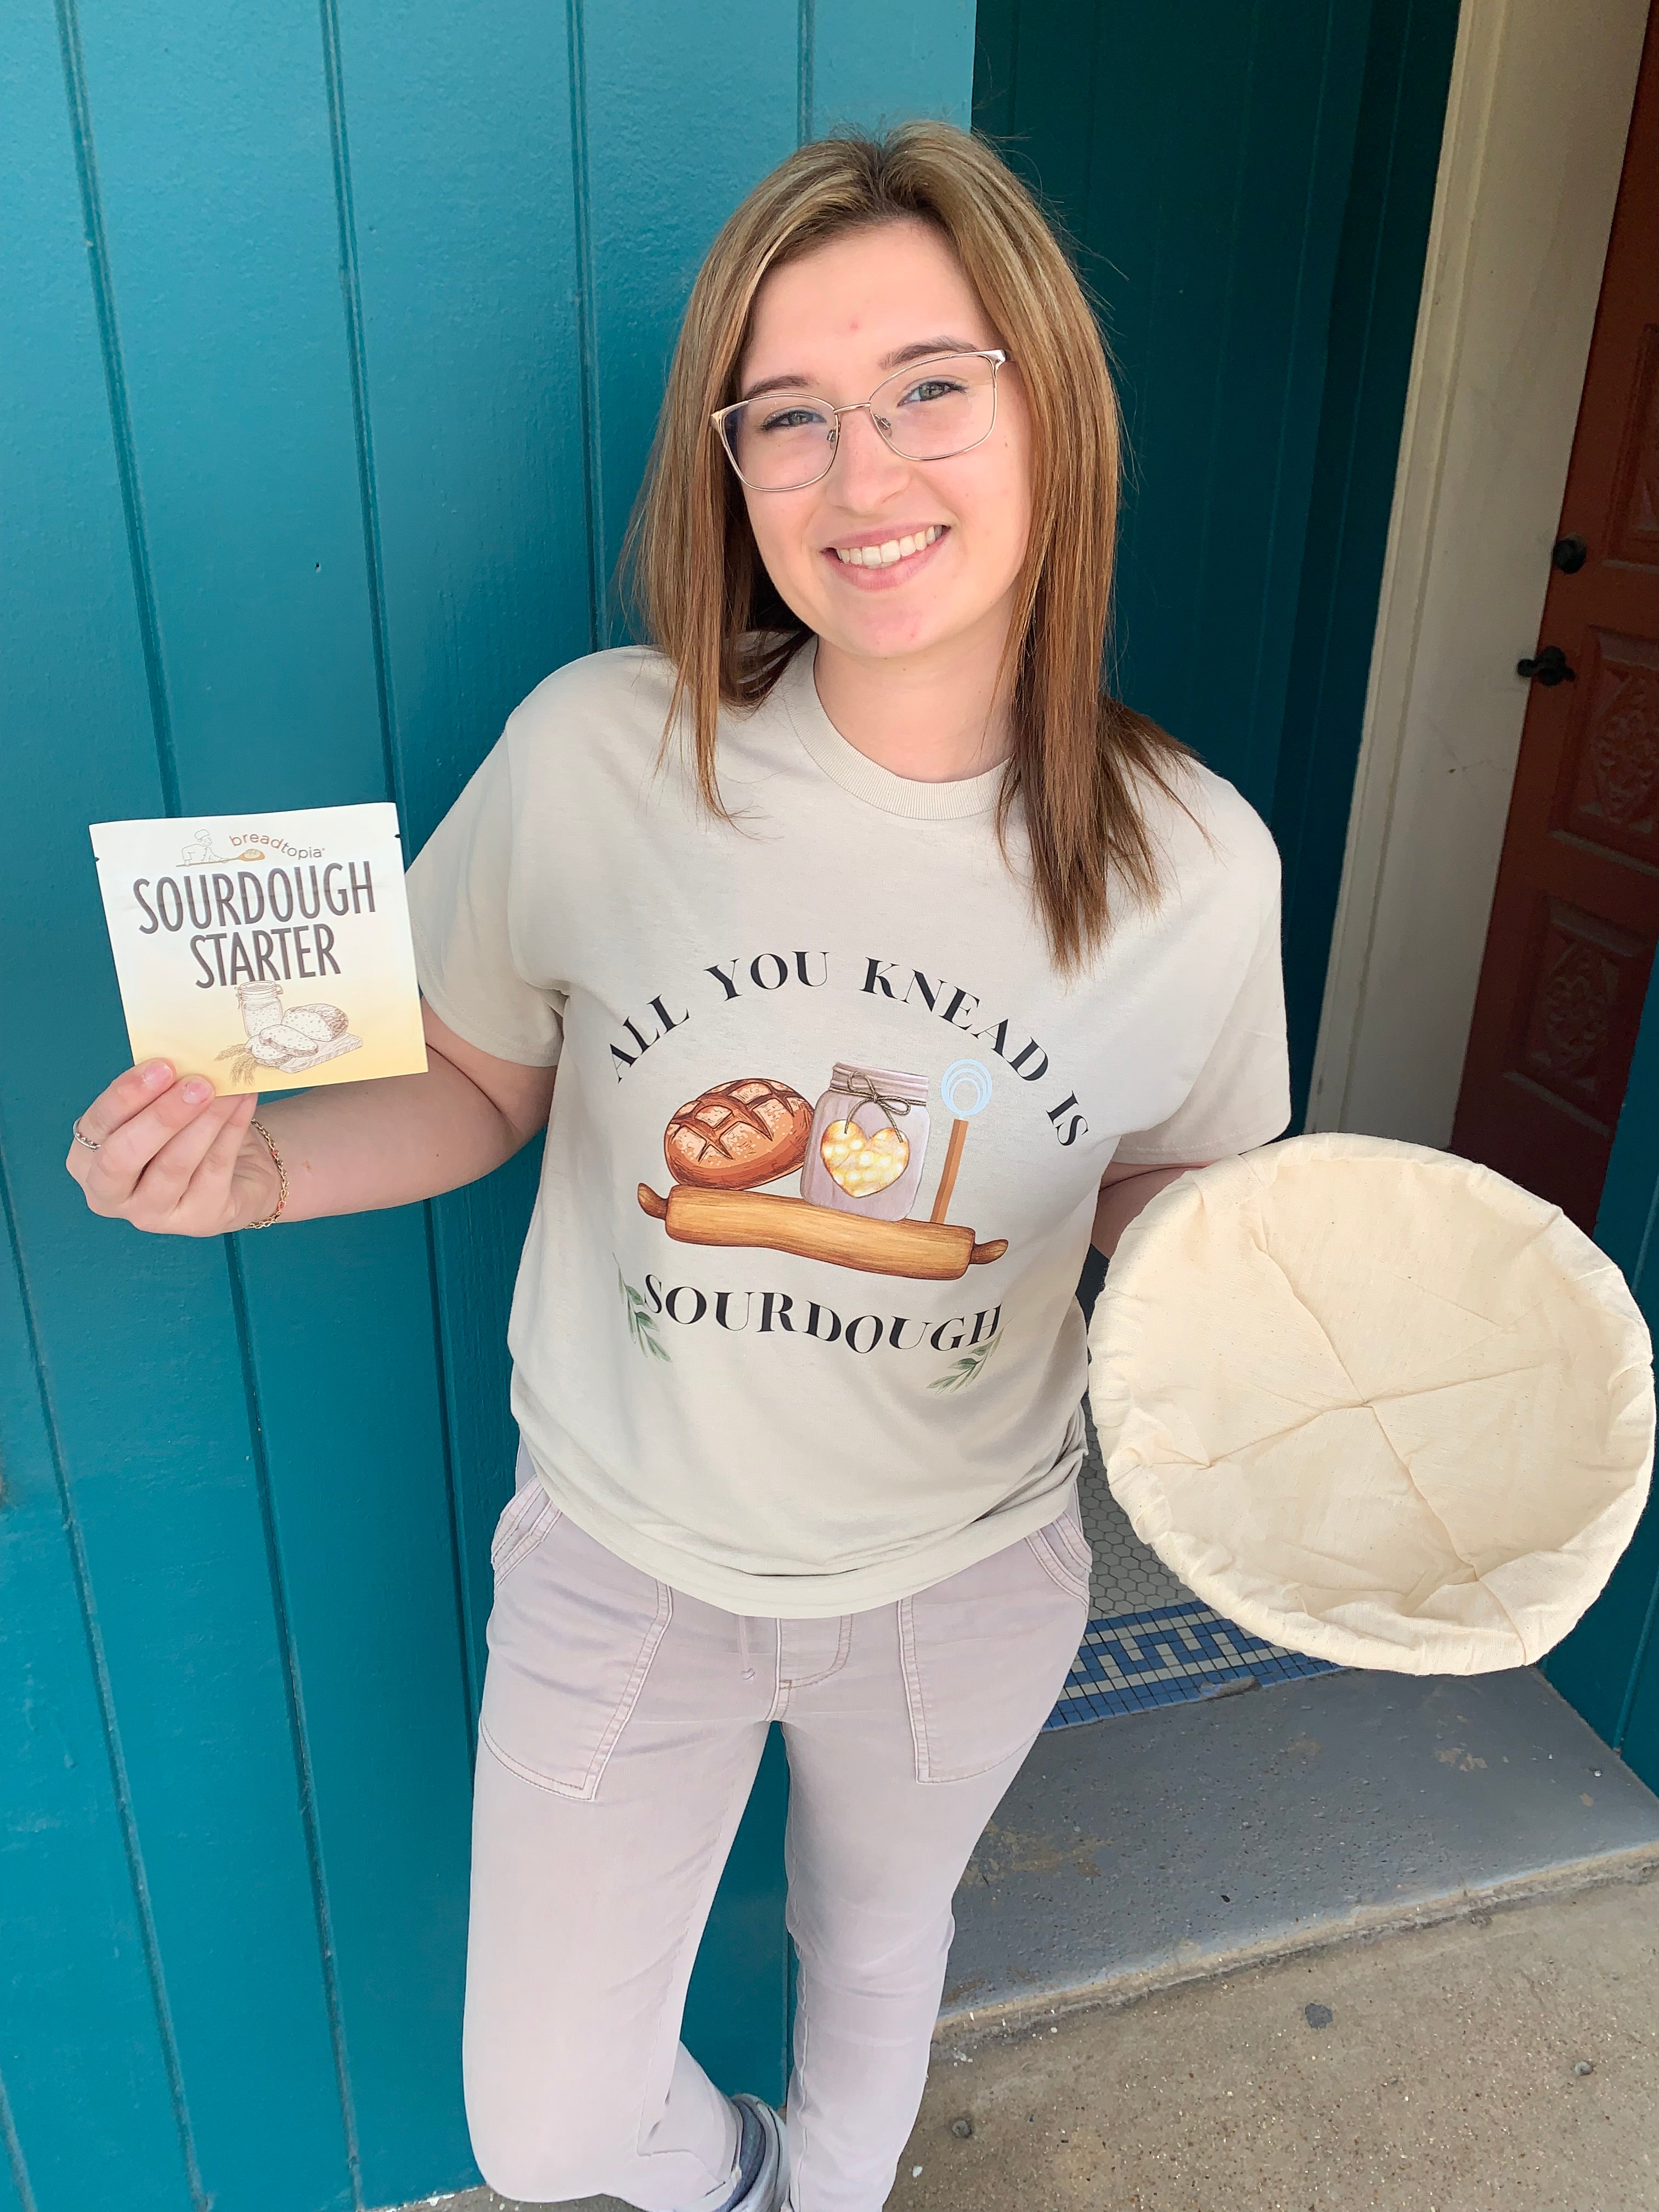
[834,524,942,567]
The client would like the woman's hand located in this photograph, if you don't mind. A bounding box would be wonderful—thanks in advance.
[66,1060,275,1237]
[67,1006,555,1237]
[1091,1158,1214,1258]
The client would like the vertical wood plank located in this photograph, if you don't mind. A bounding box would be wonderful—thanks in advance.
[980,0,1369,813]
[579,0,800,623]
[809,0,975,133]
[70,0,385,808]
[0,35,184,2193]
[0,2075,31,2212]
[333,0,589,1744]
[0,1199,188,2212]
[2,8,353,2208]
[1093,0,1370,810]
[681,1726,792,2105]
[233,1210,481,2205]
[1544,970,1659,1764]
[337,0,593,844]
[1084,0,1260,753]
[1175,2,1371,807]
[61,1,501,2199]
[1272,0,1464,1125]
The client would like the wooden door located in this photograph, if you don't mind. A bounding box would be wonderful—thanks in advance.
[1452,3,1659,1230]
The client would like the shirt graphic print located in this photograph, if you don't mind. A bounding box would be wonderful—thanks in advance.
[404,642,1290,1616]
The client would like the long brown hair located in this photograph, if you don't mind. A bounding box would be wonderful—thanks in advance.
[626,121,1194,973]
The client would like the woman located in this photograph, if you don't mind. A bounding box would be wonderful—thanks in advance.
[67,124,1288,2212]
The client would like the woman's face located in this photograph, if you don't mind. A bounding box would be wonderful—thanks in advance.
[733,219,1032,669]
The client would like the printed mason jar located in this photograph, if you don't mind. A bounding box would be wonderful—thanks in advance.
[236,983,285,1038]
[800,1063,931,1222]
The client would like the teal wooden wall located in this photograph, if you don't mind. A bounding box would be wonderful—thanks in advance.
[0,8,971,2210]
[1544,980,1659,1786]
[1272,0,1464,1126]
[973,0,1462,1120]
[974,0,1372,807]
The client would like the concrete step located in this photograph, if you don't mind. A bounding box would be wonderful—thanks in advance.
[941,1661,1659,2034]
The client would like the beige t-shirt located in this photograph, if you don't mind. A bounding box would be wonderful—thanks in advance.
[405,642,1289,1615]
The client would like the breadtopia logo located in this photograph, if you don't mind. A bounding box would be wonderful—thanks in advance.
[173,826,327,865]
[228,830,325,859]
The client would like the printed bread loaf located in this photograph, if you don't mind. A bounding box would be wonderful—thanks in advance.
[665,1077,812,1191]
[286,1002,350,1043]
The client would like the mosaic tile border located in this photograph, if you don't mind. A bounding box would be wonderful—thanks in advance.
[1045,1597,1342,1729]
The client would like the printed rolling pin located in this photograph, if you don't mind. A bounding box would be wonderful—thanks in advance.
[637,1057,1009,1282]
[636,1185,1007,1281]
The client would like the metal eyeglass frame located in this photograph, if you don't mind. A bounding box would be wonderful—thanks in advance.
[710,349,1009,492]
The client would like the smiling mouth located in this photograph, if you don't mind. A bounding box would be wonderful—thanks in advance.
[830,524,946,569]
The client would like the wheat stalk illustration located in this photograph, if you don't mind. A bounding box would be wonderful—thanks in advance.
[216,1043,261,1086]
[928,1328,1001,1393]
[617,1268,670,1362]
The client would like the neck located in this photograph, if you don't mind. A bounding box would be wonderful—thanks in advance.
[810,616,1015,784]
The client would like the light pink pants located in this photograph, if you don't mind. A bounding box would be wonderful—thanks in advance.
[461,1449,1092,2212]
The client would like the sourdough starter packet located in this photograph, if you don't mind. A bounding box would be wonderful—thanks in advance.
[89,802,427,1094]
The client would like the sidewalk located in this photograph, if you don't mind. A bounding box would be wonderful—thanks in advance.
[438,1868,1659,2209]
[896,1866,1659,2210]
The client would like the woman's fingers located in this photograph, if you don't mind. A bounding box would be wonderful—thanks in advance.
[69,1069,227,1211]
[129,1091,257,1226]
[68,1059,177,1155]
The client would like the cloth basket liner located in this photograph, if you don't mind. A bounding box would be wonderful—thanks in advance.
[1088,1134,1656,1675]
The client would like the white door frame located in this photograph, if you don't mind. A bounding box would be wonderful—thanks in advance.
[1306,0,1649,1143]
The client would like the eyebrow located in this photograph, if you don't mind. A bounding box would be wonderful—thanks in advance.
[738,336,982,402]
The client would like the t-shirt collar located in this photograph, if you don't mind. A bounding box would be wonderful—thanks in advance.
[778,639,1005,821]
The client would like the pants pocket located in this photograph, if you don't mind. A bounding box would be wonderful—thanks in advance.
[1027,1486,1093,1606]
[899,1499,1091,1785]
[489,1474,562,1581]
[480,1509,673,1801]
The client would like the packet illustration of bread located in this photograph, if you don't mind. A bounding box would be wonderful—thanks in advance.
[89,802,427,1094]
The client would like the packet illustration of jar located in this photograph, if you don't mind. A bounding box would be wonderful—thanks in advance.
[800,1063,932,1222]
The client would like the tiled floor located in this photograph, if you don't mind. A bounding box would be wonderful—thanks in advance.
[1051,1406,1340,1729]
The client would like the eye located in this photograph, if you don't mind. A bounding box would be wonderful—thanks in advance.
[898,376,967,407]
[757,402,831,433]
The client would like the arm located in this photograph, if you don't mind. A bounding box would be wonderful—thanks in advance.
[1091,1157,1211,1259]
[66,998,555,1237]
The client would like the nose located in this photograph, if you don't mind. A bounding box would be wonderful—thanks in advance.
[830,403,912,506]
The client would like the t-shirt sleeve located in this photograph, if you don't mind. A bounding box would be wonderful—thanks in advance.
[1111,887,1291,1166]
[403,736,565,1068]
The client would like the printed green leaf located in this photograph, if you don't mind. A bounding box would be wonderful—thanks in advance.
[928,1329,1001,1393]
[616,1266,670,1362]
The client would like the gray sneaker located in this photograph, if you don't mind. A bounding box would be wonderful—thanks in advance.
[720,2092,786,2212]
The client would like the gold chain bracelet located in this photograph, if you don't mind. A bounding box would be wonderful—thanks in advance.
[245,1117,289,1229]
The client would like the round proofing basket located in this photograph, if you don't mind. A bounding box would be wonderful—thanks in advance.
[1088,1133,1656,1675]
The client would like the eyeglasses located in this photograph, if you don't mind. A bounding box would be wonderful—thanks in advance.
[712,349,1009,492]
